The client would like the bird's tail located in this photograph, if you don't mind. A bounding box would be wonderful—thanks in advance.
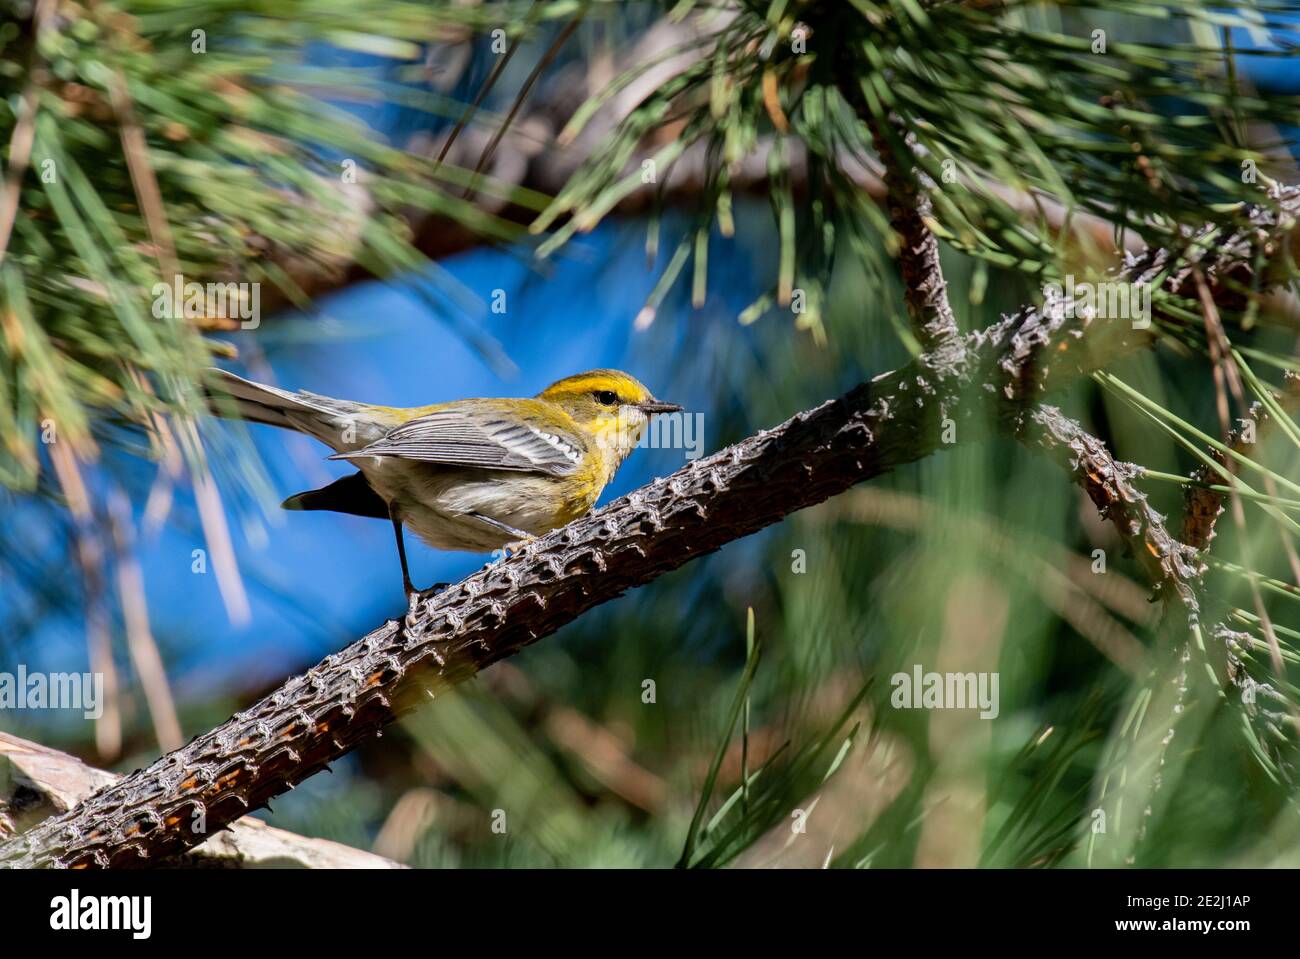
[205,369,380,450]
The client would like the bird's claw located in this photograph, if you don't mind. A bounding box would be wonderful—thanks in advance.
[404,581,449,617]
[502,536,535,558]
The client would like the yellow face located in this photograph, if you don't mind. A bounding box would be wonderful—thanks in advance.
[537,369,681,468]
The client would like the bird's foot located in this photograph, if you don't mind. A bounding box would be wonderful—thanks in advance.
[489,538,534,564]
[502,536,535,557]
[405,581,449,618]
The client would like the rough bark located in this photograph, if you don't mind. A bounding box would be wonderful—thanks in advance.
[863,112,962,350]
[0,733,402,868]
[0,187,1296,869]
[1018,405,1205,618]
[1181,371,1300,551]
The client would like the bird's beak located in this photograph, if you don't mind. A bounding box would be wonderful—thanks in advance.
[637,399,683,415]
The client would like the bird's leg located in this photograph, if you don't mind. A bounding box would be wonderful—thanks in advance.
[389,503,417,599]
[470,513,536,556]
[389,503,448,611]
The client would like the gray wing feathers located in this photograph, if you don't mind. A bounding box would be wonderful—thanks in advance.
[206,369,384,449]
[208,369,334,417]
[331,408,583,477]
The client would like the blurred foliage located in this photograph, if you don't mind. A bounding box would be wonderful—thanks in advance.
[537,0,1300,339]
[0,0,563,490]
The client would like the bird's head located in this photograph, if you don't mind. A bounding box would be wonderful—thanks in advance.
[538,368,682,468]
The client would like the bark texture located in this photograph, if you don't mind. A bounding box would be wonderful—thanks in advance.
[0,734,402,868]
[1181,371,1300,551]
[864,113,962,350]
[1018,405,1205,617]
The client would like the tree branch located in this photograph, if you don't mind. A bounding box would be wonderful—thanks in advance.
[1182,371,1300,552]
[1018,405,1205,618]
[863,112,962,350]
[2,187,1296,868]
[858,91,1205,615]
[0,733,402,868]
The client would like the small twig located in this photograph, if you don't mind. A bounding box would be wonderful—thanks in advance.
[105,69,178,278]
[46,435,124,761]
[108,487,183,753]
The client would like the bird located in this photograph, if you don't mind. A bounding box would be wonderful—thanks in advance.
[206,368,683,600]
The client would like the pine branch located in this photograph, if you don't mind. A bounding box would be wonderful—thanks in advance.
[2,186,1297,868]
[1020,405,1205,616]
[0,733,402,869]
[863,111,961,350]
[861,89,1204,609]
[1182,371,1300,552]
[848,43,1196,611]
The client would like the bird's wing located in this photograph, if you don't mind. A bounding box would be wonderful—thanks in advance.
[329,401,584,477]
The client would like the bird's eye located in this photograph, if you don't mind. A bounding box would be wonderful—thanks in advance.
[593,390,619,406]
